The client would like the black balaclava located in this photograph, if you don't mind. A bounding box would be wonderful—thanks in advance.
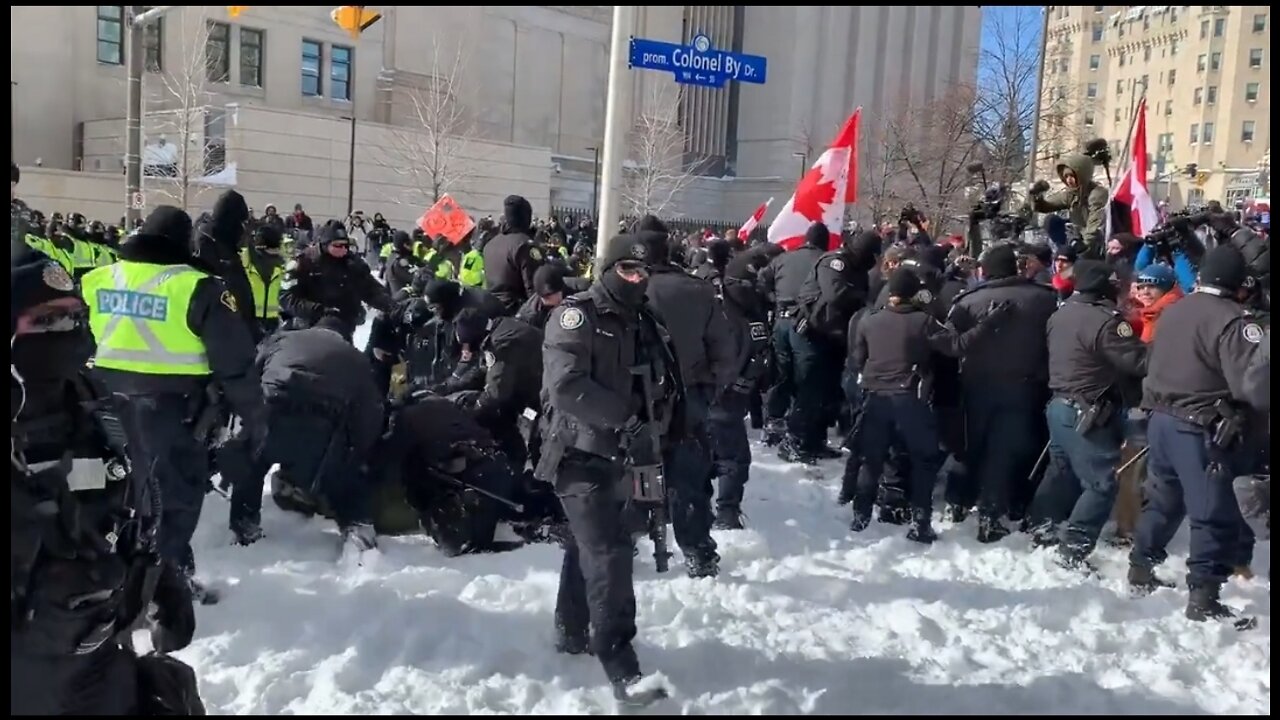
[392,230,412,253]
[804,222,829,250]
[596,234,650,309]
[11,258,92,391]
[424,279,466,320]
[453,307,489,346]
[1069,259,1118,301]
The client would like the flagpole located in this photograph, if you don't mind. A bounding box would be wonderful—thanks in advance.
[1117,84,1148,175]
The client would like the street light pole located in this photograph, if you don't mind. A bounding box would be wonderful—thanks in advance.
[595,5,636,257]
[344,113,356,216]
[125,5,175,225]
[587,145,600,222]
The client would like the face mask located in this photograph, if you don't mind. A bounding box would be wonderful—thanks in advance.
[601,268,649,308]
[11,330,92,384]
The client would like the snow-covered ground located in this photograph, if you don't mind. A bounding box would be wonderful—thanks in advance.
[172,321,1270,715]
[175,450,1268,715]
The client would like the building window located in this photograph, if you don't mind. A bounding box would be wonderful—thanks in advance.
[1086,82,1098,99]
[1248,48,1263,68]
[1115,79,1124,95]
[1168,69,1176,86]
[97,6,124,65]
[1140,74,1148,90]
[1245,82,1260,102]
[1210,52,1221,71]
[1114,108,1121,122]
[1254,14,1267,33]
[1164,100,1172,116]
[143,15,162,72]
[1089,54,1100,70]
[1158,132,1173,153]
[1193,87,1203,105]
[301,40,322,96]
[206,21,231,83]
[1197,54,1206,72]
[330,45,352,101]
[1241,120,1256,143]
[1200,19,1208,39]
[1189,123,1199,144]
[1119,51,1126,66]
[1170,8,1178,24]
[1143,45,1151,62]
[1206,85,1217,104]
[1170,39,1179,56]
[240,28,263,87]
[1084,111,1095,127]
[1213,17,1225,37]
[1091,22,1103,42]
[1143,14,1150,31]
[1202,122,1214,144]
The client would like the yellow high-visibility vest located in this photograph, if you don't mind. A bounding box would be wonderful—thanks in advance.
[241,249,283,319]
[81,261,211,375]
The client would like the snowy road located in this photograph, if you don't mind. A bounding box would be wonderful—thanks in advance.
[176,442,1269,715]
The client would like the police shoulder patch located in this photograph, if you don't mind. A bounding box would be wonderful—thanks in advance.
[630,243,648,260]
[42,263,74,291]
[528,246,543,261]
[1115,320,1134,338]
[749,321,768,342]
[915,289,933,305]
[484,350,496,368]
[559,306,585,330]
[1242,322,1264,344]
[220,290,238,313]
[828,258,845,272]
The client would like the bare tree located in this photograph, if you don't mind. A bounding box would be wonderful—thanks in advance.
[144,9,225,212]
[377,40,479,207]
[856,112,901,227]
[882,88,983,231]
[620,83,709,218]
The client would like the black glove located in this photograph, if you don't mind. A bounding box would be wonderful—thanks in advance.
[1029,180,1051,196]
[151,561,195,653]
[983,300,1015,325]
[622,416,661,467]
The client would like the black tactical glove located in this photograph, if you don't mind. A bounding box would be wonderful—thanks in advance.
[622,416,661,467]
[150,562,196,653]
[1029,179,1051,196]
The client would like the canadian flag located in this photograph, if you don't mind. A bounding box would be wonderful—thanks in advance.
[737,197,774,241]
[1107,98,1160,238]
[767,108,861,250]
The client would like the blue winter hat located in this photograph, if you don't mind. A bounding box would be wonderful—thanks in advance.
[1135,263,1176,291]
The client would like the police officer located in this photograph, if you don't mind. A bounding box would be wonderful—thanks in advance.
[402,279,507,393]
[452,307,543,471]
[457,233,486,288]
[516,264,591,330]
[483,194,545,314]
[10,255,200,715]
[692,238,732,282]
[757,223,828,445]
[382,229,421,296]
[635,214,737,576]
[537,232,678,704]
[220,316,383,551]
[848,268,1009,542]
[1024,260,1147,567]
[948,243,1059,541]
[1129,245,1262,626]
[786,227,879,462]
[80,206,263,597]
[279,220,392,342]
[192,190,258,332]
[709,266,771,529]
[242,224,286,340]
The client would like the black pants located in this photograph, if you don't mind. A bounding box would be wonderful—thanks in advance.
[10,643,138,715]
[709,390,752,512]
[224,405,372,530]
[665,387,717,558]
[963,382,1046,519]
[118,393,209,575]
[553,450,640,684]
[854,392,943,513]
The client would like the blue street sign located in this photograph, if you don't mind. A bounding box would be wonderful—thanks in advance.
[628,33,767,88]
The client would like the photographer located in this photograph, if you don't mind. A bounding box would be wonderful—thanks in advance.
[1135,220,1198,294]
[1026,153,1110,253]
[897,204,932,245]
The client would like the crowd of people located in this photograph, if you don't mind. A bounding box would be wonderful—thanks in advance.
[9,145,1270,712]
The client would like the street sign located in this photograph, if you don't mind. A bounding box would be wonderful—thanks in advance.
[629,33,767,89]
[130,191,145,210]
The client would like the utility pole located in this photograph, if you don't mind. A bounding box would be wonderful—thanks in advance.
[1026,6,1050,185]
[345,114,357,216]
[331,6,382,218]
[595,5,636,255]
[587,145,600,221]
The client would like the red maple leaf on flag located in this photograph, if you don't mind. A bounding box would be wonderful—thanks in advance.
[792,167,836,223]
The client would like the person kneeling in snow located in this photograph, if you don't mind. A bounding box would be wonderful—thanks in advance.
[374,395,564,556]
[218,315,383,553]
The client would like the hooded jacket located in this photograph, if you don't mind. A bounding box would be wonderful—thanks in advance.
[1030,153,1110,249]
[193,189,257,331]
[482,195,543,313]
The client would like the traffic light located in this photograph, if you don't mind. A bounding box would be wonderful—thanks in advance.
[227,6,248,18]
[331,6,382,38]
[1184,163,1198,179]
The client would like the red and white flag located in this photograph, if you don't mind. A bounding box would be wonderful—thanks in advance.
[737,197,774,241]
[768,108,861,250]
[1107,98,1160,239]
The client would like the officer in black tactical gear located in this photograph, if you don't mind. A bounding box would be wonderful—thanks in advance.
[785,227,879,463]
[10,255,199,715]
[709,263,772,529]
[279,220,392,342]
[1024,260,1148,567]
[692,238,733,282]
[635,214,737,576]
[382,229,421,296]
[1129,245,1263,628]
[848,268,1009,542]
[758,223,828,445]
[516,263,591,331]
[400,279,507,395]
[948,243,1059,541]
[483,194,546,314]
[537,232,680,704]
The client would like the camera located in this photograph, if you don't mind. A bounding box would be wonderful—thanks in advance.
[899,203,923,226]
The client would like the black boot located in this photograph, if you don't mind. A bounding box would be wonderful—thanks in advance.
[849,508,873,533]
[941,503,969,523]
[685,550,720,579]
[1127,564,1175,596]
[713,506,744,530]
[231,518,264,546]
[554,634,591,655]
[612,674,669,707]
[812,443,843,460]
[836,464,858,506]
[1027,522,1059,548]
[906,508,937,544]
[976,515,1011,544]
[762,422,785,447]
[778,437,816,465]
[878,504,910,526]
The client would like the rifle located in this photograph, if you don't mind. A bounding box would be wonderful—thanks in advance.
[629,365,673,573]
[421,464,525,514]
